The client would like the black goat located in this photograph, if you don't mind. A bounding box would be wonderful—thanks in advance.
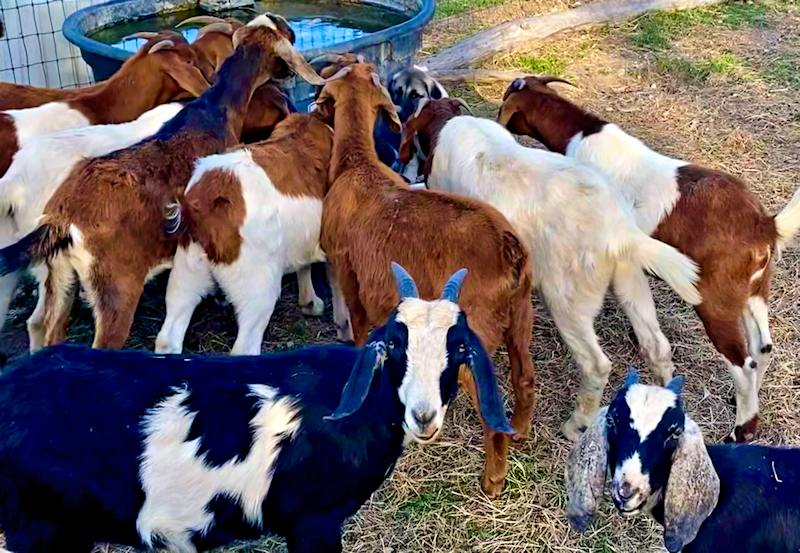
[0,265,513,553]
[566,369,800,553]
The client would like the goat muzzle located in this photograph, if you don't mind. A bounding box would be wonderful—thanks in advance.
[275,39,326,86]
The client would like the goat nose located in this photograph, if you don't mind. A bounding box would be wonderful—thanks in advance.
[412,408,435,427]
[619,482,634,500]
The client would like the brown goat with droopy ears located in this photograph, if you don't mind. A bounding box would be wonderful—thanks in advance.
[0,14,326,351]
[317,62,536,498]
[0,33,209,178]
[181,15,294,142]
[497,75,800,442]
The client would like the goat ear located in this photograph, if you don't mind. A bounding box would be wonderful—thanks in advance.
[325,336,387,421]
[382,103,402,133]
[165,62,210,98]
[466,332,515,435]
[496,96,519,129]
[398,108,432,165]
[565,406,609,532]
[663,417,719,553]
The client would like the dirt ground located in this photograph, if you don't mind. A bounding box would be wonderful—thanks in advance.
[1,1,798,552]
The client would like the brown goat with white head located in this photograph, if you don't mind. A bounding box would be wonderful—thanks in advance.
[498,76,800,442]
[0,33,209,178]
[316,62,536,498]
[0,13,326,351]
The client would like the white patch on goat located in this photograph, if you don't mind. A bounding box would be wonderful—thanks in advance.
[612,452,652,513]
[247,14,278,29]
[136,385,300,551]
[566,124,688,235]
[6,103,90,148]
[66,225,95,290]
[625,384,677,442]
[727,356,759,430]
[395,298,460,439]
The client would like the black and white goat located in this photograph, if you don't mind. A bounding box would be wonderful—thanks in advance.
[0,264,513,553]
[566,370,800,552]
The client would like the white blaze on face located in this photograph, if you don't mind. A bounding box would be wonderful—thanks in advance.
[626,384,677,442]
[395,298,460,442]
[136,385,300,552]
[612,452,652,513]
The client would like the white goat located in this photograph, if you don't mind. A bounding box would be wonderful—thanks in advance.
[155,113,335,356]
[0,102,184,349]
[425,114,702,440]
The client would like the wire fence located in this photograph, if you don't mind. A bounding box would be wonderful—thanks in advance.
[0,0,108,89]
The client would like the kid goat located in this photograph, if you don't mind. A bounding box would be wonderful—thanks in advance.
[0,103,185,349]
[0,33,208,177]
[0,14,325,350]
[498,76,800,441]
[0,265,514,553]
[567,369,800,553]
[156,112,332,355]
[401,100,701,440]
[315,61,535,498]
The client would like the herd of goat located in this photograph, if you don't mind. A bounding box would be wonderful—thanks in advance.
[0,10,798,553]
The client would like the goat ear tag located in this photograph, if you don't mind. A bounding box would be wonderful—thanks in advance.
[663,417,720,552]
[512,78,526,91]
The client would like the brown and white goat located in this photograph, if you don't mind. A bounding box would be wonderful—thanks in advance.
[180,15,294,142]
[498,76,800,442]
[0,33,209,177]
[156,112,332,355]
[316,62,536,498]
[0,14,326,351]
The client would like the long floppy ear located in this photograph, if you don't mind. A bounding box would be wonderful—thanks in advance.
[663,417,719,553]
[496,94,522,129]
[565,406,609,532]
[325,335,387,421]
[398,109,433,165]
[165,62,211,98]
[372,72,402,132]
[466,333,515,435]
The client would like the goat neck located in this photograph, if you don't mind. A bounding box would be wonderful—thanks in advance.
[330,95,381,180]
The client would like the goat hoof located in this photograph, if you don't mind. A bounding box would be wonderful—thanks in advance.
[481,474,506,499]
[561,419,584,443]
[300,297,325,317]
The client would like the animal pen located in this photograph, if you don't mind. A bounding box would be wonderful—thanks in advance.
[0,0,105,88]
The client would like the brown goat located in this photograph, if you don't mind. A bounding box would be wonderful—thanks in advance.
[182,15,294,142]
[398,97,469,179]
[497,76,800,442]
[0,14,326,351]
[0,33,209,178]
[156,112,333,355]
[316,62,536,498]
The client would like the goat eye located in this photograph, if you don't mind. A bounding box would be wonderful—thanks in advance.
[458,343,466,353]
[672,427,684,438]
[387,340,396,350]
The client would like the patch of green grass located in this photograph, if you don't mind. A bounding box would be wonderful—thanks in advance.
[627,2,770,51]
[761,58,800,88]
[435,0,508,18]
[512,54,568,76]
[394,481,459,522]
[655,54,712,81]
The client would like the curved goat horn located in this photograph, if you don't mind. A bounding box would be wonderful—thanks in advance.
[309,53,343,66]
[538,75,576,88]
[412,96,430,120]
[440,268,467,303]
[453,98,474,115]
[197,22,234,38]
[321,64,352,84]
[391,263,419,300]
[177,15,228,27]
[123,31,160,41]
[148,39,176,54]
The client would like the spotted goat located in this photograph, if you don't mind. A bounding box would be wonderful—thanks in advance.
[566,369,800,553]
[0,265,513,553]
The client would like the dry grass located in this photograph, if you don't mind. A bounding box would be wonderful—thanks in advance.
[2,1,799,552]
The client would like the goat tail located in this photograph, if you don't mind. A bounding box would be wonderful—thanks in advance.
[774,185,800,251]
[162,198,191,240]
[623,230,702,306]
[0,223,71,276]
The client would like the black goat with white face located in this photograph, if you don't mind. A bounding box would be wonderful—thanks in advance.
[567,369,800,553]
[0,264,513,553]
